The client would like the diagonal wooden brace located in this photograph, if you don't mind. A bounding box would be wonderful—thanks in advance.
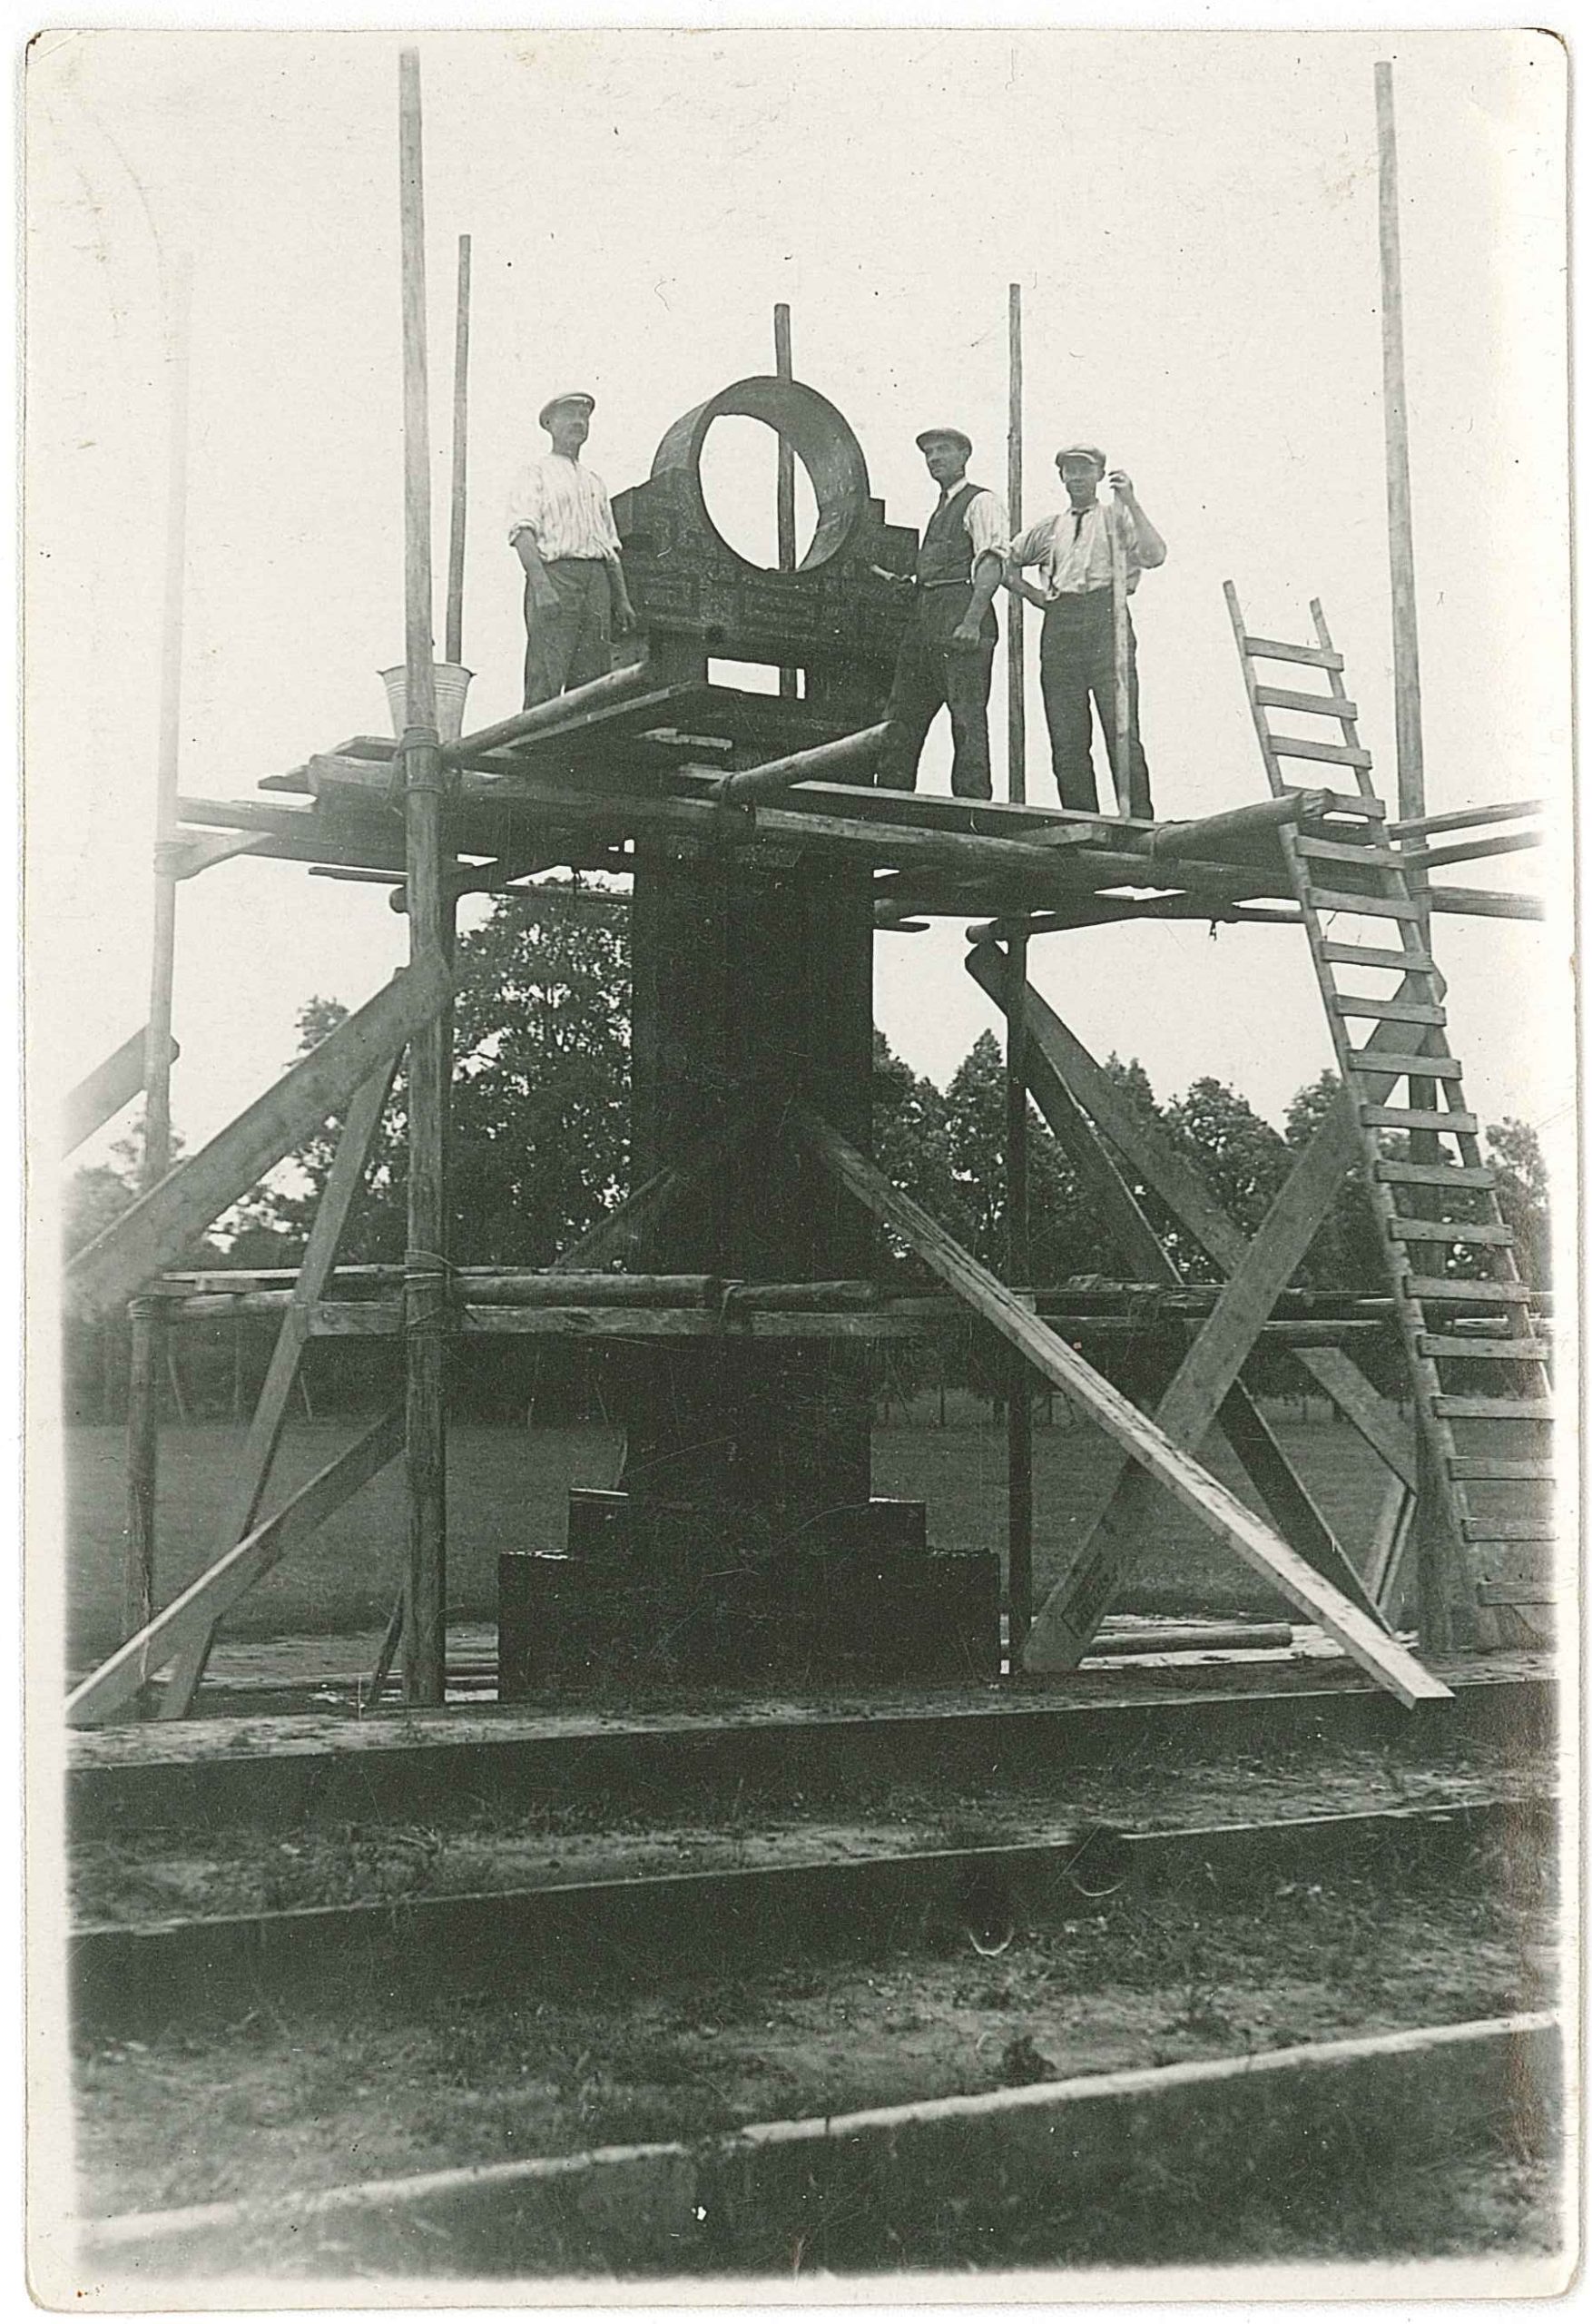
[66,957,454,1317]
[1027,1095,1383,1669]
[795,1104,1446,1707]
[65,1407,404,1728]
[968,950,1418,1491]
[158,1056,402,1720]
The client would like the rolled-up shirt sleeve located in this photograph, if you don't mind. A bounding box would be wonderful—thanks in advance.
[506,463,545,546]
[965,490,1009,563]
[1007,519,1048,569]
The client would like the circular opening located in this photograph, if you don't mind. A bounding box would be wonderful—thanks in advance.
[696,413,821,573]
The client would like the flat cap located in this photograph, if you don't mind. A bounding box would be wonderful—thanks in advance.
[1055,443,1107,471]
[915,427,972,457]
[539,389,596,428]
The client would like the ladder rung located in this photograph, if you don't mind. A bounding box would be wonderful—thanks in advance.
[1387,1218,1513,1245]
[1419,1334,1549,1361]
[1432,1395,1555,1420]
[1255,685,1360,720]
[1449,1456,1553,1481]
[1349,1050,1461,1078]
[1269,735,1374,769]
[1475,1583,1554,1608]
[1377,1160,1494,1187]
[1319,941,1434,970]
[1310,891,1424,920]
[1243,635,1345,670]
[1296,835,1394,865]
[1332,996,1447,1026]
[1463,1517,1556,1543]
[1405,1276,1530,1304]
[1363,1107,1479,1134]
[1305,792,1386,821]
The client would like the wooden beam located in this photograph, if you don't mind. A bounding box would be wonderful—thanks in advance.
[63,1029,180,1157]
[158,1056,400,1718]
[1027,1100,1386,1669]
[64,959,452,1317]
[711,724,887,807]
[795,1106,1446,1706]
[775,301,797,701]
[1007,281,1025,807]
[445,232,471,669]
[970,954,1418,1487]
[172,830,269,880]
[65,1407,404,1728]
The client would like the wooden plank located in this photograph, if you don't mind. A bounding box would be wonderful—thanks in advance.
[65,959,453,1316]
[1419,1335,1548,1361]
[1462,1517,1555,1543]
[1296,838,1400,866]
[1406,1277,1531,1305]
[1242,635,1344,670]
[1320,940,1434,970]
[1363,1107,1479,1134]
[1427,885,1547,923]
[797,1106,1447,1705]
[172,830,269,880]
[1377,1159,1494,1188]
[1448,1456,1553,1482]
[1333,996,1446,1025]
[1302,792,1386,820]
[1269,736,1374,769]
[1476,1582,1554,1607]
[65,1408,404,1727]
[1388,1219,1514,1245]
[1389,797,1545,841]
[63,1029,179,1157]
[967,950,1419,1486]
[1032,1094,1381,1661]
[1308,889,1424,920]
[1254,686,1358,720]
[1348,1050,1461,1079]
[1433,1396,1554,1421]
[1400,829,1542,874]
[159,1056,401,1719]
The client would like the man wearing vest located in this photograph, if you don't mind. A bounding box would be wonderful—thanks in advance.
[1006,445,1166,817]
[506,390,637,710]
[873,428,1008,800]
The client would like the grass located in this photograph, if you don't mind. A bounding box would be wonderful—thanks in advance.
[58,1400,1400,1667]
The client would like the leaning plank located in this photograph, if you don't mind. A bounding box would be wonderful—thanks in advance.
[972,954,1418,1487]
[63,1029,179,1157]
[65,1407,404,1728]
[797,1107,1447,1706]
[158,1057,401,1720]
[64,959,453,1316]
[1030,1104,1385,1667]
[1007,966,1356,1593]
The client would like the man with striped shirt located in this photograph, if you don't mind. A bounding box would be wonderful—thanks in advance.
[506,391,637,709]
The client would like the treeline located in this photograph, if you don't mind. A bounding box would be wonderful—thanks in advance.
[64,887,1549,1424]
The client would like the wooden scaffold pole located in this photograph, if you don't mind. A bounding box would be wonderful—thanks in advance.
[1003,282,1034,1657]
[398,48,453,1706]
[445,232,472,671]
[124,249,193,1671]
[775,300,798,698]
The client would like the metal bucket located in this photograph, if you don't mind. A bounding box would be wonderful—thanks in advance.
[380,661,475,744]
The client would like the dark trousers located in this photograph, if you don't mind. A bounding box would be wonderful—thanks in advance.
[523,558,614,709]
[1038,589,1152,818]
[875,586,996,801]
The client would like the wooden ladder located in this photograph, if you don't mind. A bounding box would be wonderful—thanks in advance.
[1224,586,1554,1644]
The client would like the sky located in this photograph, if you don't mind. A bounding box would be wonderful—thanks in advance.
[25,27,1572,1196]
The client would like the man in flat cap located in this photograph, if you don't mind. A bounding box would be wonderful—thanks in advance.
[506,391,636,709]
[1006,447,1166,816]
[872,428,1007,800]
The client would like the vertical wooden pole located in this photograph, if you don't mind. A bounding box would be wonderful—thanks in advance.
[1007,283,1025,805]
[774,301,797,699]
[1377,62,1443,1643]
[124,251,192,1685]
[1005,940,1034,1664]
[1107,509,1133,817]
[398,48,450,1707]
[1003,284,1033,1660]
[445,233,471,670]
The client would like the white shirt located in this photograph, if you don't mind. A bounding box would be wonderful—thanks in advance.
[506,454,623,562]
[1009,500,1145,600]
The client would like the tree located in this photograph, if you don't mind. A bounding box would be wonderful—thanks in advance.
[1486,1117,1551,1291]
[1161,1076,1292,1264]
[1282,1069,1387,1294]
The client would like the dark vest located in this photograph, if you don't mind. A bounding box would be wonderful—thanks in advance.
[916,481,983,587]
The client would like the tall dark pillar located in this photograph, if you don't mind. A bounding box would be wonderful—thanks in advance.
[621,844,876,1550]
